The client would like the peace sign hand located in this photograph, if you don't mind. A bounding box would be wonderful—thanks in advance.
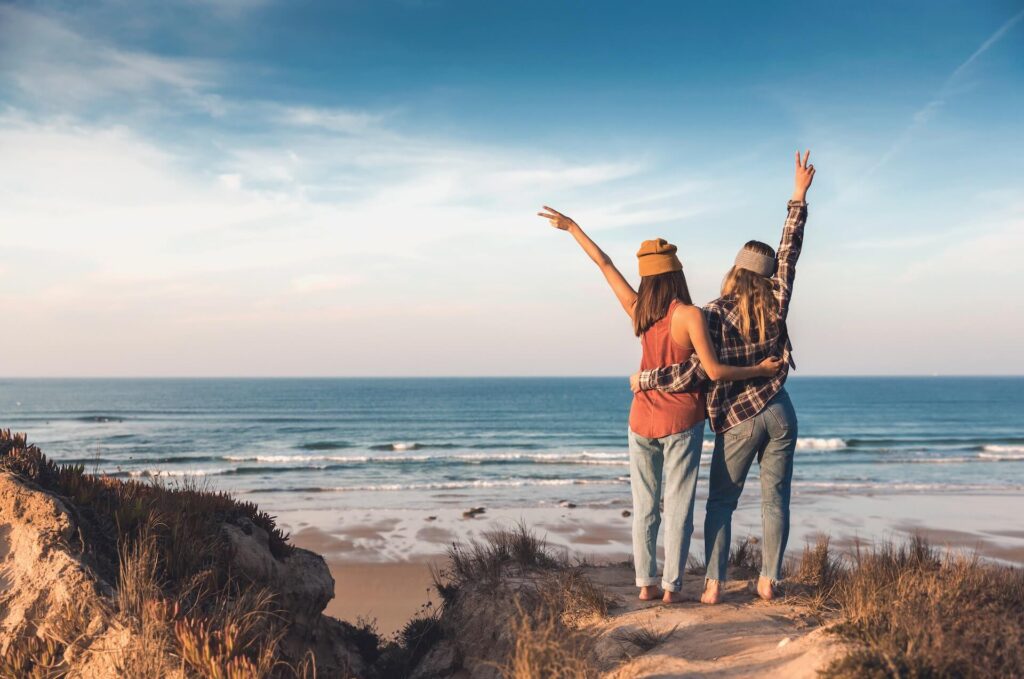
[537,206,579,232]
[793,150,815,201]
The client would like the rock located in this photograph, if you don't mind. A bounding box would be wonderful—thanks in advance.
[0,469,366,679]
[559,501,577,508]
[0,472,183,678]
[462,507,486,519]
[0,472,104,653]
[622,510,632,517]
[223,518,334,627]
[221,518,370,674]
[410,639,459,679]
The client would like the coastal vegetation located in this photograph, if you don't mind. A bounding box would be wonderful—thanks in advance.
[788,536,1024,678]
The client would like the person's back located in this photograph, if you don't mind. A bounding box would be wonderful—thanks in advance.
[629,299,706,439]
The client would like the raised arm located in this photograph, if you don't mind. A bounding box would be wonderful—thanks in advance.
[776,151,814,320]
[538,206,637,317]
[674,305,782,381]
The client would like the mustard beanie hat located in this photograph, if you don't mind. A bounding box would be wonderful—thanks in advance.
[636,238,683,277]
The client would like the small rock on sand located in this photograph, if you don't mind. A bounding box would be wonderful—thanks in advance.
[462,507,486,519]
[425,516,437,521]
[622,510,632,517]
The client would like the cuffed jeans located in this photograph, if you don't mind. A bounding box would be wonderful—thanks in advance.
[704,389,797,582]
[628,421,704,592]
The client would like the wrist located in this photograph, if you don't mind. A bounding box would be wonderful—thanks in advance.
[791,189,807,203]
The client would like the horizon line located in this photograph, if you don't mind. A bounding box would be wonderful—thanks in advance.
[2,374,1022,380]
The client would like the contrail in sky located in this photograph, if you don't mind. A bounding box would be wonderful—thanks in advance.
[859,8,1024,182]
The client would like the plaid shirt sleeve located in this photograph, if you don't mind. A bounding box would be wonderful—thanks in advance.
[774,200,807,321]
[636,307,716,392]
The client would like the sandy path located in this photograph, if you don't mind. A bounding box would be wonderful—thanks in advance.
[583,565,843,678]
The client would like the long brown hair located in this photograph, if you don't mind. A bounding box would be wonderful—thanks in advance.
[721,240,777,343]
[633,270,692,336]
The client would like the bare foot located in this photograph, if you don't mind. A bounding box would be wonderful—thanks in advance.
[701,579,722,605]
[638,585,663,601]
[662,589,685,604]
[757,576,775,601]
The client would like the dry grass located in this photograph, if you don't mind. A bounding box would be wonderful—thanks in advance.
[780,535,845,613]
[0,635,65,679]
[0,431,306,678]
[443,520,564,590]
[434,525,608,678]
[542,567,614,622]
[612,622,677,655]
[503,599,596,679]
[727,536,763,579]
[0,595,106,679]
[786,535,1024,678]
[438,522,611,621]
[369,611,445,679]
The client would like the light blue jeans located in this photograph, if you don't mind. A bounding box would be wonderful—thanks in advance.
[628,421,704,592]
[704,389,798,582]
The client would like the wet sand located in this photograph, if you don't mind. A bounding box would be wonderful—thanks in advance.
[280,491,1024,565]
[283,491,1024,634]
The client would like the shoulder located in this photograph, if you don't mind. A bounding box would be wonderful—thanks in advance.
[704,298,730,315]
[671,303,703,324]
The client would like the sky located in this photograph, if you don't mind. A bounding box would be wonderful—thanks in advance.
[0,0,1022,377]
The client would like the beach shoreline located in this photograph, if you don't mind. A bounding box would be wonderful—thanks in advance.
[283,490,1024,635]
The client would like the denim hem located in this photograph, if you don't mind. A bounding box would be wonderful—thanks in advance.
[635,577,660,587]
[661,580,683,593]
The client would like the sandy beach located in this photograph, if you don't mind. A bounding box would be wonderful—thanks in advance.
[289,526,442,636]
[282,489,1024,636]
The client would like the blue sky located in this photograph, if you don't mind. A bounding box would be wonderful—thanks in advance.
[1,0,1022,376]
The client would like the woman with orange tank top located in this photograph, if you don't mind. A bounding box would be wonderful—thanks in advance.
[539,207,782,602]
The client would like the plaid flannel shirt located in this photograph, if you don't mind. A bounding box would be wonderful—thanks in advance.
[637,200,807,433]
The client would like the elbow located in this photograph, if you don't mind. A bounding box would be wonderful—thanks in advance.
[705,366,722,381]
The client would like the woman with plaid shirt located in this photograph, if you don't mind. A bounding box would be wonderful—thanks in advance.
[631,151,816,604]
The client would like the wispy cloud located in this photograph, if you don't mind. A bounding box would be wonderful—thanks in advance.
[279,106,385,134]
[859,9,1024,183]
[0,4,223,113]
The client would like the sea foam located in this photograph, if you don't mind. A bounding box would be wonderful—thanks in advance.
[979,444,1024,460]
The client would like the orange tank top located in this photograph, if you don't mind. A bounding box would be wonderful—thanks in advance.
[628,300,707,439]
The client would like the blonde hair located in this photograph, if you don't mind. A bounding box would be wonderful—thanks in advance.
[721,240,777,343]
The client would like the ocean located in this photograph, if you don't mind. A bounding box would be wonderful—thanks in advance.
[1,377,1022,516]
